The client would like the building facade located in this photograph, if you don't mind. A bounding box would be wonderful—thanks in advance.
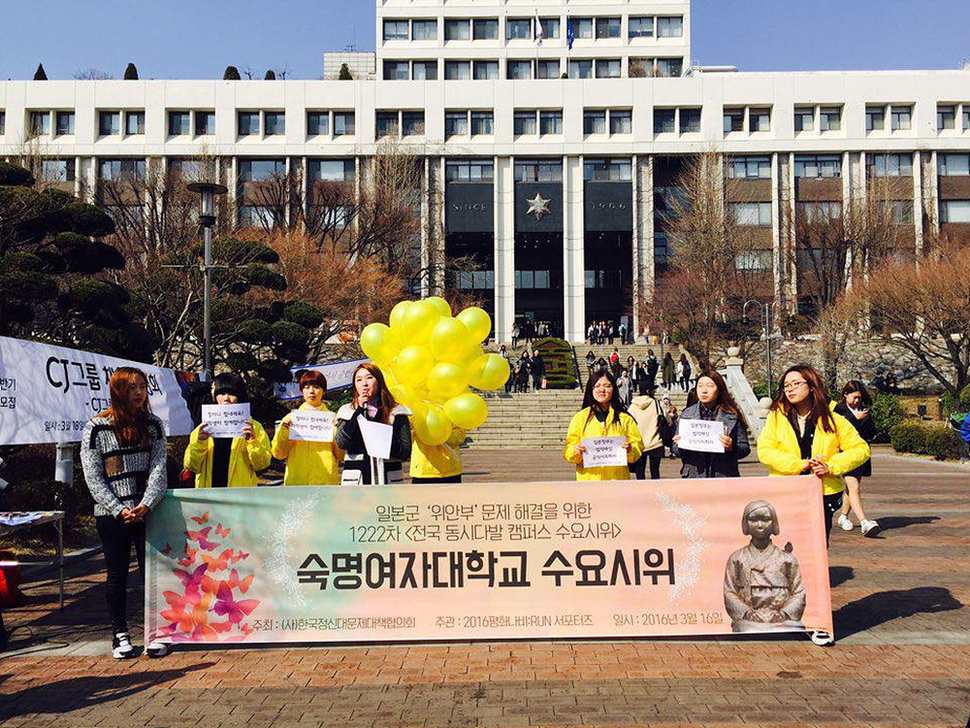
[1,0,969,343]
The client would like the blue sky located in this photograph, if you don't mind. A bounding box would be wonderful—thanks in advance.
[1,0,967,80]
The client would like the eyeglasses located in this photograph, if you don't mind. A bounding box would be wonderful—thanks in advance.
[783,380,808,391]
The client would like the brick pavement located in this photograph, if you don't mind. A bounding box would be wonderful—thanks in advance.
[1,447,969,727]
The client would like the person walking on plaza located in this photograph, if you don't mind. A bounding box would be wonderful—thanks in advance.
[628,386,668,480]
[962,411,970,446]
[503,346,515,393]
[673,370,750,479]
[609,346,620,370]
[662,394,679,458]
[531,351,546,392]
[81,367,169,659]
[608,323,616,345]
[335,362,412,485]
[564,371,644,481]
[184,372,272,489]
[617,368,632,406]
[511,322,520,348]
[271,370,342,486]
[833,381,880,536]
[619,321,628,345]
[587,322,596,344]
[632,360,647,396]
[516,352,532,392]
[678,354,692,392]
[645,350,659,391]
[662,352,676,391]
[585,350,596,377]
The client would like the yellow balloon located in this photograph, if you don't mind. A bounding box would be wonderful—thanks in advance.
[425,296,452,318]
[427,362,470,400]
[456,307,492,343]
[443,392,488,430]
[360,323,401,365]
[401,300,441,343]
[456,342,483,367]
[432,386,468,405]
[388,383,418,408]
[389,300,412,332]
[391,344,433,387]
[467,353,511,391]
[430,317,470,362]
[417,405,453,446]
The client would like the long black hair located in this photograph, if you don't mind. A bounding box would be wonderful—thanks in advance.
[841,380,872,409]
[212,372,248,403]
[582,369,626,426]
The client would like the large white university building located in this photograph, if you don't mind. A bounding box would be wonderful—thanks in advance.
[1,0,969,343]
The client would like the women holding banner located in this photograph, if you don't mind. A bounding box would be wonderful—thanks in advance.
[833,381,880,536]
[183,373,272,488]
[271,370,342,485]
[335,362,412,485]
[80,367,169,659]
[673,369,750,478]
[563,371,644,480]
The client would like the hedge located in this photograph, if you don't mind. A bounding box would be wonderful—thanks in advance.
[890,421,963,461]
[534,337,579,389]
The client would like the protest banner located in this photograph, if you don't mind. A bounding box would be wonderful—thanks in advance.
[678,419,726,453]
[145,476,832,646]
[288,410,337,443]
[201,403,251,438]
[581,436,628,468]
[0,335,195,446]
[274,358,368,401]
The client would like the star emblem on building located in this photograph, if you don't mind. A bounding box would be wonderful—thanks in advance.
[526,193,551,221]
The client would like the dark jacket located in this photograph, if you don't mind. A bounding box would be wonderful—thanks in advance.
[673,402,750,478]
[834,401,876,478]
[335,403,412,484]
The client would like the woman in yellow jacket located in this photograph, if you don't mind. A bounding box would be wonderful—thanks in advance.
[184,373,272,488]
[271,370,343,485]
[564,369,644,481]
[410,425,466,484]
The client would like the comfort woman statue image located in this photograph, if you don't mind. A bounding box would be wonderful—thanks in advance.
[723,500,806,633]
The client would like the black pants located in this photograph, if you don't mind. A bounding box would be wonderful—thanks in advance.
[631,449,663,480]
[823,492,843,545]
[411,475,463,484]
[96,515,146,634]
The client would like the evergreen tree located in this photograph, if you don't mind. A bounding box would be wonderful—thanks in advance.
[33,63,47,80]
[124,62,138,80]
[223,65,241,80]
[264,69,276,80]
[338,63,353,80]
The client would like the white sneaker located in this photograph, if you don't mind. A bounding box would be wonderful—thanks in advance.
[810,630,835,646]
[146,640,170,658]
[861,519,881,537]
[838,514,854,532]
[111,631,134,659]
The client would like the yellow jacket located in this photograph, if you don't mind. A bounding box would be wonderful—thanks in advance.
[410,426,466,479]
[563,407,644,481]
[757,408,871,495]
[184,418,272,488]
[271,402,343,486]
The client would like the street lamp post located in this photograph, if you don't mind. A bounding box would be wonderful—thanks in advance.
[744,299,780,392]
[187,182,228,380]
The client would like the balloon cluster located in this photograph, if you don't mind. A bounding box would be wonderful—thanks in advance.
[360,297,510,446]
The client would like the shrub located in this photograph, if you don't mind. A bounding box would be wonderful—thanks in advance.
[941,384,970,417]
[924,426,964,461]
[338,63,353,80]
[890,422,927,454]
[870,393,903,444]
[33,63,47,80]
[223,65,241,80]
[123,62,138,80]
[534,337,579,389]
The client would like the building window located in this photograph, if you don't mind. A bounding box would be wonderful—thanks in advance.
[514,111,537,136]
[0,111,5,136]
[471,111,494,136]
[168,111,190,136]
[42,159,75,182]
[473,60,498,80]
[125,111,145,136]
[30,111,51,136]
[735,251,773,271]
[411,19,437,40]
[731,202,772,226]
[445,19,470,41]
[939,154,970,176]
[819,106,842,132]
[656,58,683,77]
[508,60,533,80]
[99,111,121,136]
[239,205,275,228]
[307,112,329,136]
[445,111,468,138]
[794,155,842,178]
[964,108,970,130]
[794,107,814,132]
[938,105,957,131]
[727,156,771,179]
[867,153,913,177]
[657,16,684,37]
[799,201,842,223]
[567,60,593,79]
[445,61,471,80]
[383,20,409,41]
[584,110,607,135]
[679,108,701,134]
[723,108,744,134]
[413,61,438,80]
[55,111,75,136]
[376,112,399,138]
[536,60,560,79]
[595,17,621,39]
[629,17,653,38]
[239,159,285,181]
[610,109,632,134]
[195,111,215,136]
[446,160,494,182]
[473,19,498,40]
[237,111,260,136]
[99,158,146,181]
[384,61,409,80]
[333,112,355,136]
[264,112,285,136]
[514,160,562,182]
[402,111,425,136]
[890,105,912,131]
[507,19,532,40]
[584,158,632,181]
[595,59,621,78]
[940,200,970,223]
[654,108,676,134]
[540,18,560,39]
[539,110,562,135]
[866,105,885,132]
[308,159,354,181]
[750,108,771,132]
[572,18,593,39]
[882,200,914,225]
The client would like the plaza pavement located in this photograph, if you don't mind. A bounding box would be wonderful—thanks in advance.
[1,446,968,727]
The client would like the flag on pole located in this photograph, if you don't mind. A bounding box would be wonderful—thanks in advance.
[534,11,544,46]
[566,17,575,51]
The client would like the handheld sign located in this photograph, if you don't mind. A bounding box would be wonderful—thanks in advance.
[678,419,725,453]
[288,410,336,443]
[581,436,628,468]
[359,419,394,460]
[202,403,251,439]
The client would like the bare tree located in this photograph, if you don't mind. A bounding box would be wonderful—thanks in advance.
[73,68,114,80]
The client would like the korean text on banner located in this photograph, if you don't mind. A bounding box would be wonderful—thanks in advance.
[0,335,194,445]
[274,358,368,401]
[201,404,251,439]
[678,419,726,453]
[289,410,336,443]
[581,436,628,468]
[145,476,832,646]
